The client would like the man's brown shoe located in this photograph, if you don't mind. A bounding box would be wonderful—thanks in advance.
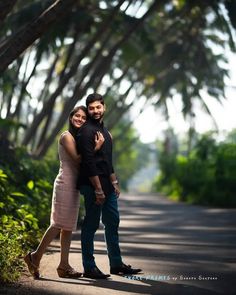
[83,266,110,279]
[110,263,142,275]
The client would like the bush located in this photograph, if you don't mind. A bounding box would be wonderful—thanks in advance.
[214,144,236,206]
[154,134,236,207]
[0,145,57,283]
[0,229,23,282]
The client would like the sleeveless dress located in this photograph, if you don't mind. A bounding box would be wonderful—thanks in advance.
[50,131,80,231]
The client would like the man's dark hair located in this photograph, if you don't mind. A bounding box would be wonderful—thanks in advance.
[86,93,104,107]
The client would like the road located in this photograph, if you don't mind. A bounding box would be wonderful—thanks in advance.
[2,193,236,295]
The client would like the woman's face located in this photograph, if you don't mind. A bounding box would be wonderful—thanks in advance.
[71,109,87,128]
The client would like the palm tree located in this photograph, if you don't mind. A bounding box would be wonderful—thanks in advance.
[1,0,236,158]
[0,0,18,28]
[0,0,77,73]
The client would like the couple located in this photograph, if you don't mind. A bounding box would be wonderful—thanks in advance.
[24,93,141,279]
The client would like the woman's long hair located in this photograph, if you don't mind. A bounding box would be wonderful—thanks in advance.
[68,105,87,139]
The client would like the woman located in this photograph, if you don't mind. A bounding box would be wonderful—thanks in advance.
[24,106,104,279]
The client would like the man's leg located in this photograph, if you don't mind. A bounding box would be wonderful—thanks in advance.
[102,191,142,275]
[101,191,123,268]
[80,185,101,271]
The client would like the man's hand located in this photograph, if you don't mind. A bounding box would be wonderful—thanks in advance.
[95,190,105,205]
[112,183,120,198]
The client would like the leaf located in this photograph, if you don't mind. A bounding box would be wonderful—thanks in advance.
[0,169,8,179]
[27,180,34,190]
[25,213,35,220]
[10,192,26,197]
[1,215,8,223]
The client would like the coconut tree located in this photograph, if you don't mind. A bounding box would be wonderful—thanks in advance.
[0,0,18,28]
[1,0,236,159]
[0,0,77,73]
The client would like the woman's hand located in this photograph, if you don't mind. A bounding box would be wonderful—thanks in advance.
[94,131,105,151]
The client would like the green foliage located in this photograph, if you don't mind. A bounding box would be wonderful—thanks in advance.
[214,143,236,206]
[0,168,36,282]
[1,0,235,158]
[154,133,236,207]
[0,229,23,282]
[111,121,149,191]
[0,118,26,133]
[226,129,236,144]
[0,144,58,283]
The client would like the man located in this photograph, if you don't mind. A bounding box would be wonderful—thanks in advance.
[77,93,142,279]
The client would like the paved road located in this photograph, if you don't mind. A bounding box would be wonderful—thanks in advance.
[2,193,236,295]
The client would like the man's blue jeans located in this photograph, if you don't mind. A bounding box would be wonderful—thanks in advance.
[80,185,123,271]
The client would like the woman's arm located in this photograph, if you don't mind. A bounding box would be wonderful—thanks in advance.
[60,133,81,163]
[61,131,104,163]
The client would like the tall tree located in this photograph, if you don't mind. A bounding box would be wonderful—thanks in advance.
[0,0,18,28]
[1,0,236,159]
[0,0,77,73]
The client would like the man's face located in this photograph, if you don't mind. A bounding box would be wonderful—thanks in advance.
[87,101,105,121]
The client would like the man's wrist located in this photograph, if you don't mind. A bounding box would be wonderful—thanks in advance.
[95,190,104,195]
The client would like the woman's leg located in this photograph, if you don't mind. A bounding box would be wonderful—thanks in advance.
[56,229,82,278]
[57,229,72,269]
[31,225,60,267]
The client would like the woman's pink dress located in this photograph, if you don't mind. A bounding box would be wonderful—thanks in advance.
[50,131,80,231]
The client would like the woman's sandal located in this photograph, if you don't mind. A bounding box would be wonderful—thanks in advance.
[24,252,40,279]
[57,267,82,278]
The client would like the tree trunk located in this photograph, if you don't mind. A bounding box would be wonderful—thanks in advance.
[112,104,146,145]
[103,62,136,121]
[33,49,110,157]
[31,0,164,157]
[106,83,134,130]
[0,0,77,73]
[22,0,125,146]
[38,51,60,104]
[5,58,23,117]
[0,0,18,28]
[87,0,165,96]
[58,30,79,82]
[11,49,41,121]
[35,107,55,150]
[34,50,124,157]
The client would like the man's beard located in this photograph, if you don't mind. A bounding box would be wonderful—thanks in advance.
[89,112,104,121]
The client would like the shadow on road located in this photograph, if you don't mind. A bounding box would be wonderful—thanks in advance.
[1,276,224,295]
[3,193,235,295]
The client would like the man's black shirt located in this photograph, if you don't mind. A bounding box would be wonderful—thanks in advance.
[76,118,114,196]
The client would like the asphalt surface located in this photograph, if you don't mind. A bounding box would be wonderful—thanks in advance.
[1,193,236,295]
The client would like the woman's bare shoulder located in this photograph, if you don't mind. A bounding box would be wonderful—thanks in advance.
[59,131,74,144]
